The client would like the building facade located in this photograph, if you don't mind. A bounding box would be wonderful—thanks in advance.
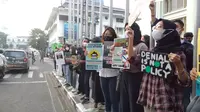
[45,0,125,46]
[155,0,196,38]
[7,36,30,49]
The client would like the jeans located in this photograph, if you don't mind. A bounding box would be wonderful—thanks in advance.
[100,76,119,112]
[62,65,71,85]
[84,70,91,98]
[72,70,77,89]
[78,71,85,94]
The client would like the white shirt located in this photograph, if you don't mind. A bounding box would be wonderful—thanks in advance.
[99,68,119,78]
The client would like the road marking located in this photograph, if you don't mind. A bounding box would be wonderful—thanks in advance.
[15,74,22,78]
[4,74,11,79]
[0,81,47,84]
[39,73,44,78]
[28,71,33,78]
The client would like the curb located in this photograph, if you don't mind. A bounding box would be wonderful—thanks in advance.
[52,71,99,112]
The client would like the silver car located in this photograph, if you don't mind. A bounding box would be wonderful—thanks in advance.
[3,49,30,73]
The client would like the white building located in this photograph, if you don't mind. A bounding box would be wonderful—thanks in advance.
[45,0,125,46]
[7,36,30,49]
[155,0,196,37]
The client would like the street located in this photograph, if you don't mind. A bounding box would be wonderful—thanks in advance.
[0,57,76,112]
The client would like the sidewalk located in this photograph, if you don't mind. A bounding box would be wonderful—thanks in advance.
[52,71,105,112]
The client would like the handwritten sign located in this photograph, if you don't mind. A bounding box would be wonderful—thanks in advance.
[140,51,173,78]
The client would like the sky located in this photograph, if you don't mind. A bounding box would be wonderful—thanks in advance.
[0,0,126,36]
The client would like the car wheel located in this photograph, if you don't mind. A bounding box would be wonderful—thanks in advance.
[24,68,29,73]
[0,71,5,79]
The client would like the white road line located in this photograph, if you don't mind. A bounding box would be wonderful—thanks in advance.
[28,71,33,78]
[15,74,22,78]
[4,74,11,79]
[39,73,44,78]
[0,81,47,84]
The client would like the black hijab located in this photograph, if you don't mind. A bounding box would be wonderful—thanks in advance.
[153,19,182,53]
[130,22,142,46]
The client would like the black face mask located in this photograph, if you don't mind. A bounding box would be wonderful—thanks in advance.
[104,36,114,41]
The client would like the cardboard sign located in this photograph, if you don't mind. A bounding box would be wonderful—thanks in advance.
[86,43,103,70]
[103,41,113,68]
[140,51,173,78]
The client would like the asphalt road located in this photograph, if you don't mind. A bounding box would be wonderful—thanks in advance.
[0,57,76,112]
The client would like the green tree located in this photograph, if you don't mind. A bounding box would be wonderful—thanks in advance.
[0,31,7,48]
[29,28,48,51]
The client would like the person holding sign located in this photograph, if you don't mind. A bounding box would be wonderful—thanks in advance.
[127,19,191,112]
[119,23,147,112]
[99,27,119,112]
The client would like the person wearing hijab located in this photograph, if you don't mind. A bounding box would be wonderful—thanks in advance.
[125,19,191,112]
[100,27,119,112]
[119,23,147,112]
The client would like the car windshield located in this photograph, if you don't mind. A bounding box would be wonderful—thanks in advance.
[4,51,25,58]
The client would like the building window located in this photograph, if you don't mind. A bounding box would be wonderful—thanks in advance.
[116,27,124,35]
[7,39,10,41]
[22,39,25,42]
[116,18,124,23]
[18,39,20,42]
[164,0,186,14]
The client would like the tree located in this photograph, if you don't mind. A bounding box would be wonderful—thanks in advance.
[0,31,7,48]
[29,28,48,51]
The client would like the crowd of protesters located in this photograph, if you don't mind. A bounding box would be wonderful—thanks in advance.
[50,1,200,112]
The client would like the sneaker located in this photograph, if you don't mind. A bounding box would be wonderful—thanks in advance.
[82,98,89,104]
[80,96,85,100]
[72,89,76,93]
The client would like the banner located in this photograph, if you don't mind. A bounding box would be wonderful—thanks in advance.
[196,28,200,96]
[86,43,103,70]
[140,51,173,78]
[64,22,68,39]
[103,41,113,68]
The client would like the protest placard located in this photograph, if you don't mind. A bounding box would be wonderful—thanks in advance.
[103,41,113,68]
[140,51,173,79]
[86,43,103,70]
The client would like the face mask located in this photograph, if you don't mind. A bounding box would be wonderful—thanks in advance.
[65,47,69,51]
[152,29,165,41]
[176,28,182,35]
[82,42,88,47]
[181,39,184,43]
[104,36,114,41]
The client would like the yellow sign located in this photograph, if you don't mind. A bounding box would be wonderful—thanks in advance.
[197,28,200,75]
[88,50,100,59]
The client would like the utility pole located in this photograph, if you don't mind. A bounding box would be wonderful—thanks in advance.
[90,0,95,39]
[85,0,89,39]
[125,0,129,23]
[99,0,103,36]
[109,0,113,27]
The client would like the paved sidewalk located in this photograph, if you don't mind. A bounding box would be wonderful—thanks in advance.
[52,71,105,112]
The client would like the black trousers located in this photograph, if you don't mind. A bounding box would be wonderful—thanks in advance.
[78,71,85,94]
[120,71,144,112]
[84,70,91,98]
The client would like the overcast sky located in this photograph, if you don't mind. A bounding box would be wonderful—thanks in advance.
[0,0,127,36]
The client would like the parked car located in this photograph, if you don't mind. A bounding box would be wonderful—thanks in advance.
[0,54,7,79]
[3,49,30,73]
